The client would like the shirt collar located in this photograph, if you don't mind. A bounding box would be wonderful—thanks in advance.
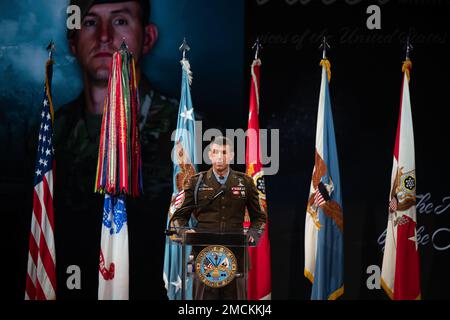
[213,168,230,185]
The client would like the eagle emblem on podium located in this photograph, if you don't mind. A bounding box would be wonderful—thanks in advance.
[195,245,238,288]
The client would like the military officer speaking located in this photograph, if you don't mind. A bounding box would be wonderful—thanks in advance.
[171,136,267,300]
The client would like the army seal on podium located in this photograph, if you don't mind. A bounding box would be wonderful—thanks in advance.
[195,245,238,288]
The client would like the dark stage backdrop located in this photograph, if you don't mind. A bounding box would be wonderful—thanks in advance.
[246,0,450,299]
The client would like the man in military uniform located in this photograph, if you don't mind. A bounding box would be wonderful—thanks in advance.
[53,0,178,299]
[171,136,267,300]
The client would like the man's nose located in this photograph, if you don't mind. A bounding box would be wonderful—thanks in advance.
[218,155,227,163]
[98,21,113,44]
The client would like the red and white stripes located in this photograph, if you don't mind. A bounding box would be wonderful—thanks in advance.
[25,171,56,300]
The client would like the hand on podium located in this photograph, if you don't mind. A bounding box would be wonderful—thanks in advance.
[247,227,264,245]
[167,228,196,242]
[174,228,196,241]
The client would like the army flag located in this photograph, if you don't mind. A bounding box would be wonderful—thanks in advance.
[304,58,344,300]
[163,54,197,300]
[96,42,143,300]
[98,194,129,299]
[381,59,421,300]
[25,49,56,300]
[246,58,272,300]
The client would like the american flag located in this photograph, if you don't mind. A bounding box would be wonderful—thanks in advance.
[314,188,326,207]
[314,182,330,208]
[174,190,185,208]
[25,56,56,300]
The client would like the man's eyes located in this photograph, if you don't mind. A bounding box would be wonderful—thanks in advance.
[82,18,128,27]
[83,19,97,27]
[113,18,128,26]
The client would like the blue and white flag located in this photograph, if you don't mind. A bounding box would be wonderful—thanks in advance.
[304,58,344,300]
[163,57,197,300]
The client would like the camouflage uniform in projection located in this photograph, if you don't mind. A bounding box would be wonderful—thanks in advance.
[53,76,178,299]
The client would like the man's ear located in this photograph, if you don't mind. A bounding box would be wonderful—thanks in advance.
[142,23,158,55]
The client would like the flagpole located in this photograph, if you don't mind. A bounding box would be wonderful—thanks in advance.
[45,41,55,123]
[244,37,263,229]
[179,37,190,61]
[120,38,129,51]
[402,36,413,82]
[319,36,332,82]
[252,37,262,60]
[179,37,190,301]
[319,36,330,60]
[404,36,413,61]
[47,40,55,60]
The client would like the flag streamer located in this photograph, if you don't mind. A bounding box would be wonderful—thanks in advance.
[95,44,142,197]
[96,43,142,300]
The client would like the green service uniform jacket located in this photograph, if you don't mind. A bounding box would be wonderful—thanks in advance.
[172,168,266,300]
[172,168,267,231]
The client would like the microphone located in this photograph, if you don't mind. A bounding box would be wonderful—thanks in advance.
[212,185,227,200]
[165,185,227,236]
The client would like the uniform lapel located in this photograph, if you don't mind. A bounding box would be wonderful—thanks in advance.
[206,167,221,189]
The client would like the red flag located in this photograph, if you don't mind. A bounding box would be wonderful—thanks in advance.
[381,59,421,300]
[246,59,271,300]
[25,56,56,300]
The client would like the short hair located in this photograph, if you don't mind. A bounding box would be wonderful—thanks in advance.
[67,0,151,39]
[209,136,234,153]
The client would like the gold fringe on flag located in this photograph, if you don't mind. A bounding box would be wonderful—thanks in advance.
[320,59,331,82]
[402,59,412,82]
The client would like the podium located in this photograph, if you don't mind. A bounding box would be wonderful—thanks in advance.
[166,227,261,300]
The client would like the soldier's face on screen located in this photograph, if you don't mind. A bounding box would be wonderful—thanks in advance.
[208,144,234,173]
[70,2,157,83]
